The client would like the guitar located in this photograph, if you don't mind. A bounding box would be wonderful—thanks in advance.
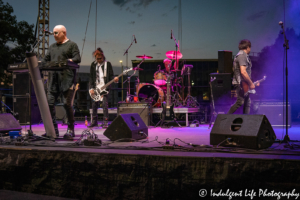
[90,68,132,101]
[241,76,266,96]
[161,74,175,120]
[71,83,79,107]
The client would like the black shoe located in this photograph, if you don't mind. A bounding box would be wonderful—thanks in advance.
[102,121,109,129]
[88,121,98,128]
[64,127,75,137]
[63,133,73,140]
[42,130,59,138]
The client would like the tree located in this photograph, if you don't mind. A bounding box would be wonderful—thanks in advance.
[0,0,35,87]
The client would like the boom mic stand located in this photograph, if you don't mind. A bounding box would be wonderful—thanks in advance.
[123,59,144,102]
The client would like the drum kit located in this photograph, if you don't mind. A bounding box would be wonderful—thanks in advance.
[124,50,198,108]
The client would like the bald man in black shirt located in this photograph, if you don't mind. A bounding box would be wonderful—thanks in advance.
[42,25,81,139]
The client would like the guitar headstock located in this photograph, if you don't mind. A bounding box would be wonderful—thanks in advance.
[75,83,79,91]
[123,68,133,74]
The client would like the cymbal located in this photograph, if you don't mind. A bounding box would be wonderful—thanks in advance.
[133,67,143,71]
[136,54,153,59]
[166,50,182,59]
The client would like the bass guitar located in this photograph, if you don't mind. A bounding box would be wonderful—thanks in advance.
[241,76,266,96]
[89,68,132,101]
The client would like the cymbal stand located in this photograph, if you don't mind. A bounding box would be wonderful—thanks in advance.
[171,78,183,107]
[123,59,144,102]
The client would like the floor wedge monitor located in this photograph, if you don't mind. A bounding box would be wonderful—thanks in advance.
[104,113,148,141]
[210,114,276,149]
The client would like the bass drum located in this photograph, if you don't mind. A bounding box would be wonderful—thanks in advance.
[137,83,164,107]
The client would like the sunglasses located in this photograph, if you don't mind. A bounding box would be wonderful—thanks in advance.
[96,57,103,60]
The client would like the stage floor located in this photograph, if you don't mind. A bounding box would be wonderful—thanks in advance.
[5,121,299,160]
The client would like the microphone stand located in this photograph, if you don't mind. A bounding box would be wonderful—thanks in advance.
[280,23,290,143]
[123,36,136,102]
[170,32,181,105]
[123,59,144,102]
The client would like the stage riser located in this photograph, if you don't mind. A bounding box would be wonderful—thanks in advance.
[0,149,299,199]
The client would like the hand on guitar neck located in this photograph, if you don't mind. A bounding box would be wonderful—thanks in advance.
[242,76,266,96]
[250,81,260,89]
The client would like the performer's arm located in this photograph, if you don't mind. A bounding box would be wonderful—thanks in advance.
[69,43,81,63]
[240,66,255,89]
[43,48,51,63]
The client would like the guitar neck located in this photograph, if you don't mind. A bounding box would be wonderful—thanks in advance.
[166,78,171,106]
[100,72,126,90]
[254,78,265,85]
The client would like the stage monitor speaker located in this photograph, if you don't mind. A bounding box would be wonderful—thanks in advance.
[13,96,41,125]
[218,50,233,73]
[210,114,276,149]
[210,73,232,105]
[0,113,22,133]
[104,113,148,141]
[118,102,151,126]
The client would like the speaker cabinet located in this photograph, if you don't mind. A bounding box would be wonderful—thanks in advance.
[104,113,148,141]
[218,50,233,73]
[13,96,41,125]
[0,113,22,133]
[209,73,232,105]
[253,101,291,127]
[13,72,35,96]
[118,102,151,126]
[210,114,276,149]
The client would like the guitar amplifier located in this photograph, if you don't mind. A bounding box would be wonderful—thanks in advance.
[253,100,291,127]
[118,102,152,126]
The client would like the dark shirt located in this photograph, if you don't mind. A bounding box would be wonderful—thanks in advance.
[43,40,81,92]
[232,50,252,85]
[89,61,114,91]
[43,40,81,63]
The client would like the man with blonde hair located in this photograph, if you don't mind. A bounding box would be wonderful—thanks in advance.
[42,25,81,139]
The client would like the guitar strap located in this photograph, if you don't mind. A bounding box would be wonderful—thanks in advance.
[104,61,107,78]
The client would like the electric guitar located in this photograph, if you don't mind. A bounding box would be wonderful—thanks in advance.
[90,68,132,101]
[162,75,175,120]
[71,83,79,107]
[241,76,266,96]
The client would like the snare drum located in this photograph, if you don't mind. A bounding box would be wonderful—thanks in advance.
[154,70,167,86]
[136,83,165,107]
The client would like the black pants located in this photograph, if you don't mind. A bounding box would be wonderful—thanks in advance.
[227,84,251,114]
[91,95,108,121]
[47,89,75,128]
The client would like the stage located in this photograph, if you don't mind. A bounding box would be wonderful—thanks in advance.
[1,121,300,199]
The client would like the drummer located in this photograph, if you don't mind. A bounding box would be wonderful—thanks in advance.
[163,58,178,73]
[163,58,172,73]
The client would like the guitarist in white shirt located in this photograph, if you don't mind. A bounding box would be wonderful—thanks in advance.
[227,39,260,114]
[88,48,118,128]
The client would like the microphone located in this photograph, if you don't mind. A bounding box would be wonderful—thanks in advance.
[44,30,53,35]
[171,30,173,39]
[134,35,137,43]
[279,21,283,26]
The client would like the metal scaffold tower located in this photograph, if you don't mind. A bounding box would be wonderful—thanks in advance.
[37,0,50,60]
